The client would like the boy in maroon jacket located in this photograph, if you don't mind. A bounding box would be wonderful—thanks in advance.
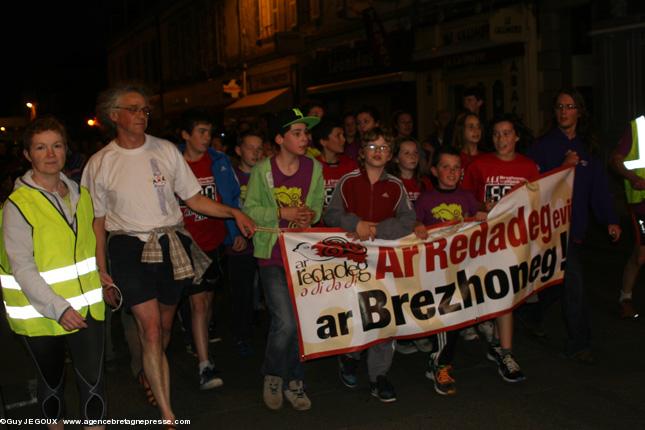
[324,128,416,402]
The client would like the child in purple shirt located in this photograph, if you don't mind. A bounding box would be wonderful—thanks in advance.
[414,146,482,396]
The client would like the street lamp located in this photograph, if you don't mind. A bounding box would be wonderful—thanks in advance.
[26,102,37,120]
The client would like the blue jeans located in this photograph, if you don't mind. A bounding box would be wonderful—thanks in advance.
[259,265,304,381]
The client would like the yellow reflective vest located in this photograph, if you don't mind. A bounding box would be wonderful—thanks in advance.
[623,116,645,204]
[0,185,104,336]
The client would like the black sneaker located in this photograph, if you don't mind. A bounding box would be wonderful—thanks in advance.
[497,352,526,383]
[338,355,358,389]
[369,375,397,403]
[199,366,223,390]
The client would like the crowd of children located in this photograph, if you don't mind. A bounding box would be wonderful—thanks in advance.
[1,84,628,425]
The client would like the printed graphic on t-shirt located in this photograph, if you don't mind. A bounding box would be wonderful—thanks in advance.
[239,184,248,203]
[274,186,303,228]
[431,203,464,222]
[182,175,217,221]
[484,175,525,202]
[150,158,169,215]
[323,179,337,207]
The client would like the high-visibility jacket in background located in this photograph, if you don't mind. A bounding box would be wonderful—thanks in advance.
[623,115,645,204]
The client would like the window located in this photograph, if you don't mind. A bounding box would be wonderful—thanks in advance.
[258,0,298,40]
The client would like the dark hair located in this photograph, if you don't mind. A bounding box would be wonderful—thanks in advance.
[179,108,213,135]
[463,86,484,101]
[391,110,413,128]
[236,130,265,147]
[356,105,381,123]
[95,82,151,138]
[342,111,355,121]
[23,116,68,152]
[488,113,534,154]
[305,100,326,115]
[451,112,481,150]
[551,87,598,155]
[431,145,461,167]
[361,127,393,146]
[389,136,426,183]
[311,118,342,149]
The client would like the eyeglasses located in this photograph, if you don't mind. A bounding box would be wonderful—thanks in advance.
[364,143,391,153]
[113,105,152,116]
[555,104,577,111]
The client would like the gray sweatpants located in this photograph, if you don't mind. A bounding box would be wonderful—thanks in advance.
[350,340,395,382]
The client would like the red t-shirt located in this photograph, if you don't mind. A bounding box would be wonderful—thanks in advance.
[462,152,539,203]
[316,154,359,208]
[460,151,480,173]
[179,152,227,251]
[400,176,433,203]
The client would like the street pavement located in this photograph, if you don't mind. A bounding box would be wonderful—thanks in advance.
[1,216,644,429]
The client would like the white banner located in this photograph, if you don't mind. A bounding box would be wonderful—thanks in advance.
[280,168,574,360]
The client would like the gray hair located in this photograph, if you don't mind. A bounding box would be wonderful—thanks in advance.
[96,82,151,135]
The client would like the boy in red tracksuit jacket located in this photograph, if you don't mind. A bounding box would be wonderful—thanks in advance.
[324,128,416,403]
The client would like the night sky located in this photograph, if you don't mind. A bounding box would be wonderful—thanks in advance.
[0,2,107,130]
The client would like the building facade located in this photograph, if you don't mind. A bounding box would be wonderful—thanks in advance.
[104,0,642,144]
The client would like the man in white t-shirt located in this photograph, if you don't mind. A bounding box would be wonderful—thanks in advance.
[81,83,255,425]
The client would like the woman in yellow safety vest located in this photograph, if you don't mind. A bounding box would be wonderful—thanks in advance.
[0,116,114,430]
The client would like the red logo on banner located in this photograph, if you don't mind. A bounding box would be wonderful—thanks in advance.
[311,236,367,263]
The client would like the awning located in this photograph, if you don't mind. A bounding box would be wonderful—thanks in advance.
[306,72,415,95]
[225,87,290,110]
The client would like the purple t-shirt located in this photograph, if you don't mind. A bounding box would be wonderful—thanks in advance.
[226,166,254,256]
[259,155,313,267]
[415,187,480,225]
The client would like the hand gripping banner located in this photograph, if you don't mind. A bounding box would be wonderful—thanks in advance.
[279,167,574,360]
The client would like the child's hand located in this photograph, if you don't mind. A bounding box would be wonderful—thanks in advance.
[483,199,496,212]
[354,220,377,241]
[562,150,580,167]
[280,206,315,227]
[414,224,428,240]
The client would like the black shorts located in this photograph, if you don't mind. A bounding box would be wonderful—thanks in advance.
[184,248,221,296]
[630,210,645,246]
[107,233,193,309]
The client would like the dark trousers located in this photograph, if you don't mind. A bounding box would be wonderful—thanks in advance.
[228,253,257,341]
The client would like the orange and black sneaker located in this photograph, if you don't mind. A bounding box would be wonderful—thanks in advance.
[425,363,457,396]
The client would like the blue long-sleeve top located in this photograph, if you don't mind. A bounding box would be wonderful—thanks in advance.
[527,127,618,242]
[178,144,242,245]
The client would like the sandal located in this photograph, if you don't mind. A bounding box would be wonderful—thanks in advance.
[138,370,158,407]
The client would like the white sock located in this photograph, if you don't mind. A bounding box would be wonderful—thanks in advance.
[199,360,212,372]
[619,290,632,303]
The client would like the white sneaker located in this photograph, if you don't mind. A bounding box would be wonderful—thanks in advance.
[284,380,311,411]
[460,327,479,341]
[263,375,283,410]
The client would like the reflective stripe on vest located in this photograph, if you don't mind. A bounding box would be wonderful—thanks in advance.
[0,257,97,290]
[3,288,103,320]
[624,116,645,170]
[622,116,645,204]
